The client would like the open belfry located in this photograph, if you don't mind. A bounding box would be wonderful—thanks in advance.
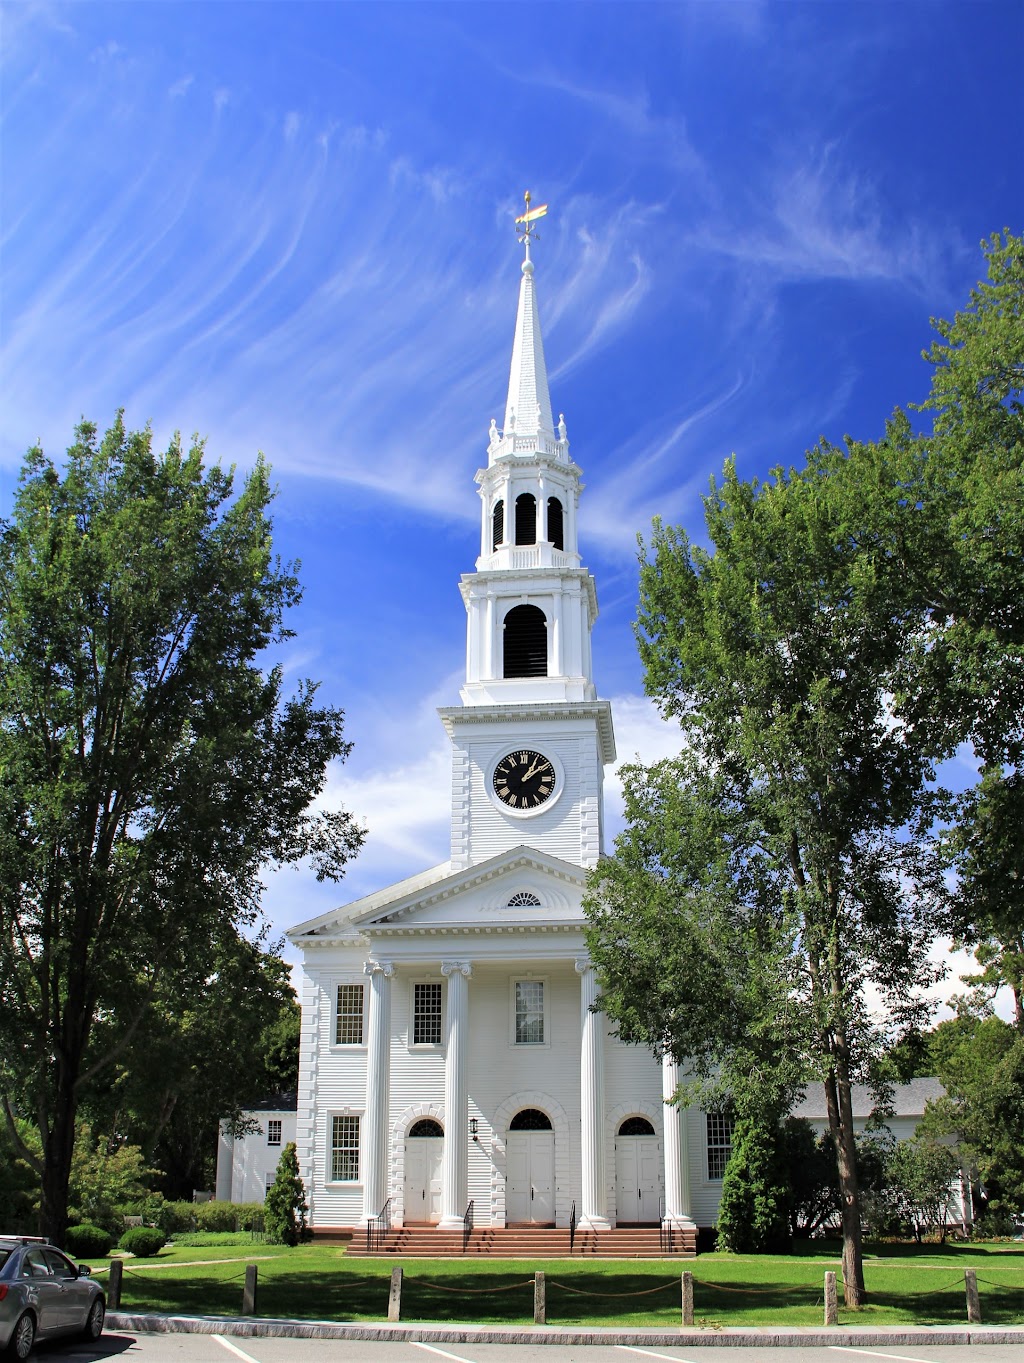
[287,198,701,1254]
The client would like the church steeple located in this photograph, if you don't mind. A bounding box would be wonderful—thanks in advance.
[501,256,555,444]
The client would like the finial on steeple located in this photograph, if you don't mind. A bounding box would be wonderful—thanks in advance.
[515,190,548,268]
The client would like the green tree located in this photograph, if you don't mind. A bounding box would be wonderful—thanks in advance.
[586,457,946,1303]
[716,1113,791,1253]
[0,416,364,1243]
[781,1117,840,1238]
[264,1141,309,1246]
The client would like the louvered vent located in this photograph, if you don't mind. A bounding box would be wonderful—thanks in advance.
[547,496,564,550]
[515,493,537,545]
[492,499,504,550]
[503,604,547,677]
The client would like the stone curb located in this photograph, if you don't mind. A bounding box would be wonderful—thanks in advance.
[107,1313,1024,1348]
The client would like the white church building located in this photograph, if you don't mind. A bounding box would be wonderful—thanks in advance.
[285,225,703,1252]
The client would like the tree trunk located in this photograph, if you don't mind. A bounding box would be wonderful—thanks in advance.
[823,1067,866,1307]
[39,1077,78,1247]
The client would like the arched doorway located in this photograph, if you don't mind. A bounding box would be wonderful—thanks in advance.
[404,1118,443,1223]
[615,1116,661,1224]
[506,1108,554,1225]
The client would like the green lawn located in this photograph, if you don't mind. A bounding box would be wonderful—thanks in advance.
[91,1239,1024,1329]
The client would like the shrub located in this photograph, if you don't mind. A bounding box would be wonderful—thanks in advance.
[717,1114,791,1254]
[119,1226,166,1257]
[64,1224,114,1258]
[264,1143,309,1246]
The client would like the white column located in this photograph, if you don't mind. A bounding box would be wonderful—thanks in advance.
[361,960,394,1223]
[576,958,610,1229]
[662,1055,695,1228]
[439,960,472,1229]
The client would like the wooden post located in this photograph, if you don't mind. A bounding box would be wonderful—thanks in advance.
[534,1270,546,1325]
[107,1259,123,1311]
[965,1268,982,1323]
[241,1264,258,1316]
[824,1270,838,1326]
[681,1270,694,1326]
[388,1266,404,1323]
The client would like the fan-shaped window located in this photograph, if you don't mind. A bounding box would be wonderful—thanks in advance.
[507,891,541,907]
[492,499,504,551]
[618,1116,656,1136]
[515,493,537,545]
[547,497,564,551]
[408,1119,444,1138]
[503,605,547,678]
[509,1108,553,1131]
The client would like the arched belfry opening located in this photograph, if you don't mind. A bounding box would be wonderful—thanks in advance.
[515,493,537,545]
[503,605,547,678]
[547,497,564,551]
[492,499,504,551]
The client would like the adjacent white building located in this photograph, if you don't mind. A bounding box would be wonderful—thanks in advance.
[215,1095,297,1205]
[285,235,702,1249]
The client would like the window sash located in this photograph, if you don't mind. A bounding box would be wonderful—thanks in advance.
[331,1115,360,1182]
[706,1113,734,1180]
[335,984,364,1045]
[413,983,442,1045]
[267,1120,282,1146]
[515,980,544,1044]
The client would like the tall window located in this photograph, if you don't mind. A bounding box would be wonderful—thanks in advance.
[413,982,443,1045]
[267,1119,282,1146]
[515,493,537,545]
[492,499,504,550]
[503,604,547,678]
[331,1115,360,1182]
[514,980,545,1044]
[335,984,364,1045]
[547,496,564,550]
[706,1113,735,1180]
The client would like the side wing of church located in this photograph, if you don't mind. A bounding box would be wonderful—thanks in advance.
[286,226,707,1250]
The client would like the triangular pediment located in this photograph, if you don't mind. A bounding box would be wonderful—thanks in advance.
[286,847,588,944]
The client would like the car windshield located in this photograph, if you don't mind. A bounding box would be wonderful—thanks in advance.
[0,1249,10,1272]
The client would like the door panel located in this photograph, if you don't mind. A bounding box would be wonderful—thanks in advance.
[507,1131,554,1224]
[616,1136,662,1224]
[404,1137,443,1223]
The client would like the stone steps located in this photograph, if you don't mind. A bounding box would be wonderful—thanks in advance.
[342,1224,696,1258]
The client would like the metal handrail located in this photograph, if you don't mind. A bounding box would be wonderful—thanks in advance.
[569,1199,578,1254]
[366,1196,392,1254]
[659,1195,668,1254]
[462,1199,474,1254]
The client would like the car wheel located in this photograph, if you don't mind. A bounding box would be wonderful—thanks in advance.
[7,1312,35,1361]
[82,1297,105,1342]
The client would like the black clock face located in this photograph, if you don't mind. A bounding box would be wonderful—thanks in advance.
[493,749,557,810]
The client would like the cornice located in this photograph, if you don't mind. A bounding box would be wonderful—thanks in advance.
[438,699,615,764]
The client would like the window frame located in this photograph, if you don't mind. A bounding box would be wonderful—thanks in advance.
[706,1112,735,1181]
[328,1112,362,1185]
[333,981,367,1048]
[266,1118,283,1146]
[410,979,444,1048]
[509,975,550,1049]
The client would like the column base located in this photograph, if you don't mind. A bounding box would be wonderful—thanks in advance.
[579,1215,612,1231]
[662,1215,697,1229]
[437,1214,468,1231]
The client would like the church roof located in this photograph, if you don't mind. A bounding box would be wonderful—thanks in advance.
[794,1077,946,1121]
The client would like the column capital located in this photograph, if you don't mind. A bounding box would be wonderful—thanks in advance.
[574,956,593,976]
[441,959,473,979]
[364,959,395,978]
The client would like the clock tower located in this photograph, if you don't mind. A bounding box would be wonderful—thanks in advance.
[439,212,615,871]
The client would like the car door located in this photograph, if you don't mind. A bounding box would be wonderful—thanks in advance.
[20,1247,61,1333]
[44,1248,91,1331]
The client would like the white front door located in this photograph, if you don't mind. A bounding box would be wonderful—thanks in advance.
[615,1137,662,1223]
[506,1132,555,1224]
[404,1137,443,1223]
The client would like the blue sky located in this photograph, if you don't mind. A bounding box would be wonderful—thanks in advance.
[2,2,1021,1011]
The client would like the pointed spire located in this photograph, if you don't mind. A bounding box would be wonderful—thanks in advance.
[503,255,555,441]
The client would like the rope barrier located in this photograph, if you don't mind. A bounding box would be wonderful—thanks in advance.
[414,1278,535,1295]
[548,1279,677,1298]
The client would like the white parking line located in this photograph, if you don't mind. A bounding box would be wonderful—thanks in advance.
[829,1348,941,1362]
[213,1335,264,1363]
[618,1346,701,1362]
[412,1342,484,1363]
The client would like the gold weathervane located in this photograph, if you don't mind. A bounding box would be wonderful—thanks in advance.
[515,190,548,259]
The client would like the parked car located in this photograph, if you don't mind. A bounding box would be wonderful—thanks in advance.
[0,1236,104,1360]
